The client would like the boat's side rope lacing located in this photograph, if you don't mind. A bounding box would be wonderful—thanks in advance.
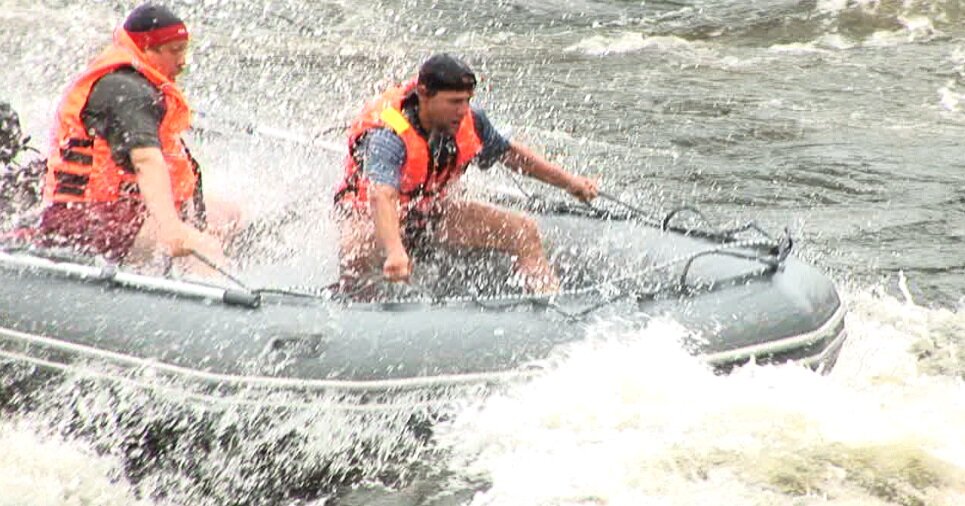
[325,175,795,311]
[273,229,791,320]
[0,178,794,317]
[270,196,793,315]
[452,236,785,320]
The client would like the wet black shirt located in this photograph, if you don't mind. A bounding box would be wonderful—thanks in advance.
[80,67,165,171]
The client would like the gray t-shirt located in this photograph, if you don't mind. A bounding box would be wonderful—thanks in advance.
[357,105,511,189]
[80,67,165,171]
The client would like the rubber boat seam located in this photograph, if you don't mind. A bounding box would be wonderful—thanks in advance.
[0,348,458,411]
[0,325,537,391]
[700,303,847,365]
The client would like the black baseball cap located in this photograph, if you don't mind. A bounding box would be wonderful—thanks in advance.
[418,54,477,93]
[123,3,189,50]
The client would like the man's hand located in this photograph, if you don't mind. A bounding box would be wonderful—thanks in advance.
[383,248,412,282]
[566,175,599,202]
[157,220,225,262]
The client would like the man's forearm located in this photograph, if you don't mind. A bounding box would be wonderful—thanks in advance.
[369,185,406,256]
[502,141,574,189]
[130,146,182,228]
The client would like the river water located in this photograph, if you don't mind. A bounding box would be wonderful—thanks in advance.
[1,0,963,505]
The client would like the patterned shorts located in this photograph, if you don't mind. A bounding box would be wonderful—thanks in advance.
[34,200,147,262]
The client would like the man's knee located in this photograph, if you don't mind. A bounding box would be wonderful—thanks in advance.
[520,214,539,236]
[511,214,542,246]
[204,197,243,235]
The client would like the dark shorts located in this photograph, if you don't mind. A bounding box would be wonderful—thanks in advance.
[400,206,443,255]
[34,200,147,262]
[333,201,443,252]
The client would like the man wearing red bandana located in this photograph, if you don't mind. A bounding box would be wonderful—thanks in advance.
[36,3,234,267]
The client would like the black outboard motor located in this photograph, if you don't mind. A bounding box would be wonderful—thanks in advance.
[1,101,45,228]
[0,101,24,164]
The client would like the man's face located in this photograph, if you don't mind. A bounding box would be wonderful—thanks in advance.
[145,40,189,81]
[420,87,473,134]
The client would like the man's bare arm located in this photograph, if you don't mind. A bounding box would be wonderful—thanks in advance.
[501,141,598,201]
[369,183,411,281]
[130,146,223,260]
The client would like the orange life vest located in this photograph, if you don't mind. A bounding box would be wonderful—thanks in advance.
[334,80,483,216]
[43,28,196,207]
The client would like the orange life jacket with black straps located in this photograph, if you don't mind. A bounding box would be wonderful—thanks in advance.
[334,80,483,216]
[43,28,196,207]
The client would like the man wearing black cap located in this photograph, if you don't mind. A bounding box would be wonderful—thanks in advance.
[334,54,598,293]
[36,2,234,267]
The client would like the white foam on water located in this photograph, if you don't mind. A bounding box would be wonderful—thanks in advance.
[564,33,701,57]
[815,0,886,16]
[937,45,965,115]
[810,1,948,49]
[769,33,857,53]
[441,286,965,505]
[0,421,150,506]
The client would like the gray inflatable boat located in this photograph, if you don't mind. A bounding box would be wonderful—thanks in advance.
[0,194,846,402]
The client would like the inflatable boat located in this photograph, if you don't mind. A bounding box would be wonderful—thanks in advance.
[0,191,847,405]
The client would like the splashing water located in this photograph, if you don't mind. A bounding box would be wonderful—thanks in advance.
[0,423,149,506]
[439,289,965,506]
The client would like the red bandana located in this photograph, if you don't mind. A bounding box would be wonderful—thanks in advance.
[126,23,189,50]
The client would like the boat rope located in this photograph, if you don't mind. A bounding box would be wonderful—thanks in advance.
[344,234,785,307]
[276,172,792,309]
[189,249,255,292]
[595,189,664,228]
[268,227,791,312]
[505,167,781,244]
[0,177,792,316]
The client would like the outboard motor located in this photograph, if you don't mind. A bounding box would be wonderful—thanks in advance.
[1,101,45,228]
[0,101,24,164]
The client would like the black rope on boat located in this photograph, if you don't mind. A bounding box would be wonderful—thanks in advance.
[527,181,780,248]
[678,249,778,290]
[254,286,330,299]
[252,178,795,313]
[772,227,794,261]
[579,186,781,248]
[188,251,263,308]
[661,206,709,231]
[189,250,252,292]
[550,291,635,320]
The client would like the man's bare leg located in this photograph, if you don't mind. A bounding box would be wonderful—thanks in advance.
[433,200,559,293]
[203,194,243,243]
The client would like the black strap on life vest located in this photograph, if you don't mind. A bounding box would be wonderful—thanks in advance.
[182,140,206,230]
[59,137,94,165]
